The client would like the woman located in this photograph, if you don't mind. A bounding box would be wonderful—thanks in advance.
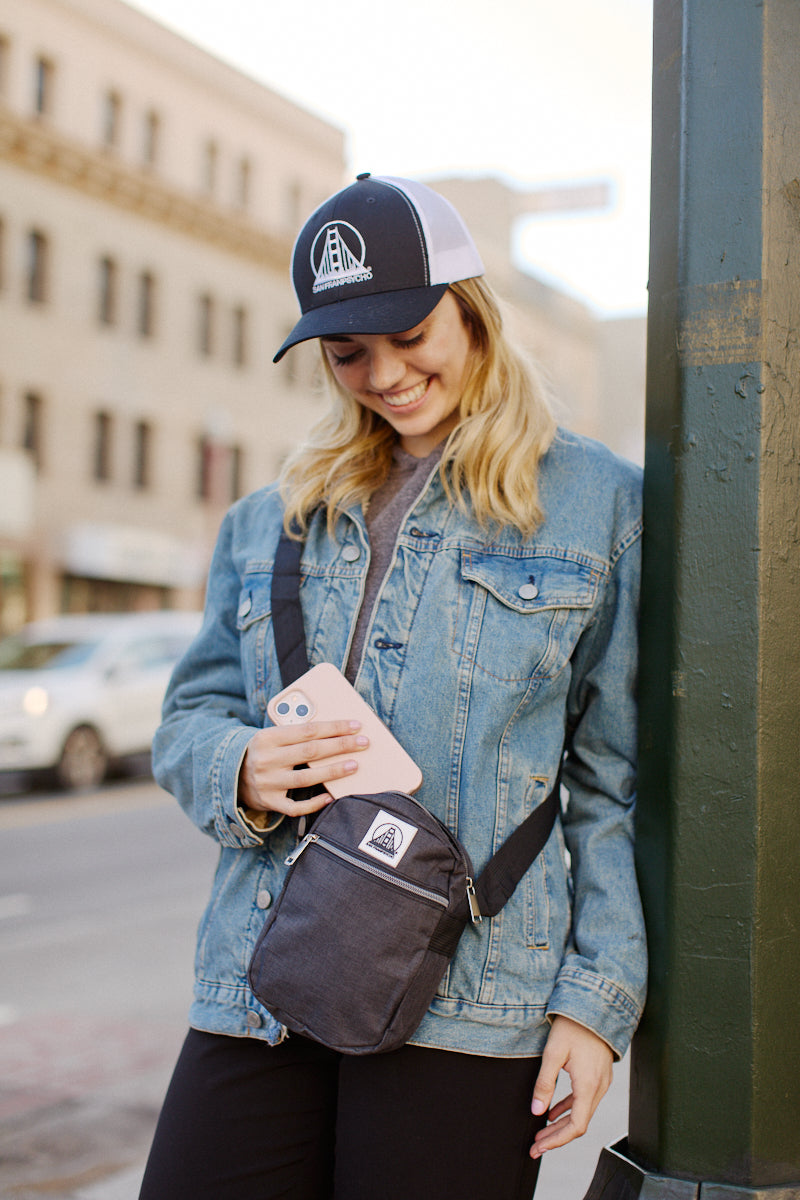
[140,174,646,1200]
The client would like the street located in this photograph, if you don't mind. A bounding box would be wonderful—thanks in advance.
[0,777,630,1199]
[0,775,218,1198]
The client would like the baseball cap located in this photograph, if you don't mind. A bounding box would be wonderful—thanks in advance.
[273,173,484,362]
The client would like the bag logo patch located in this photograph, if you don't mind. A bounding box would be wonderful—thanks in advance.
[358,810,418,868]
[311,221,373,293]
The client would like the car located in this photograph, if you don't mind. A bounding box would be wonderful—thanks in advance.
[0,610,202,790]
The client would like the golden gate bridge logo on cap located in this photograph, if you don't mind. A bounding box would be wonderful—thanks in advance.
[310,221,373,294]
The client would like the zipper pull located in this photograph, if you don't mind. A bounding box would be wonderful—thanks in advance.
[466,877,482,924]
[285,832,319,866]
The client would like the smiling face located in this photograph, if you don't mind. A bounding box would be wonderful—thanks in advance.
[320,290,474,458]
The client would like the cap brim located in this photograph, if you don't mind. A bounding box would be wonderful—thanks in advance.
[273,284,449,363]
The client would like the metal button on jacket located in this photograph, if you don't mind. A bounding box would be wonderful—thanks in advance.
[246,1011,262,1029]
[341,545,360,562]
[256,889,273,910]
[518,583,539,600]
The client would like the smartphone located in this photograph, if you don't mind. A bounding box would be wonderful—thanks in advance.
[267,662,423,797]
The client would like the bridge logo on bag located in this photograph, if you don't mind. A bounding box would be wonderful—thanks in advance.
[359,809,418,868]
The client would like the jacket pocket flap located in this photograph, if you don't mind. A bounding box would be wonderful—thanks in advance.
[236,576,272,630]
[459,550,598,613]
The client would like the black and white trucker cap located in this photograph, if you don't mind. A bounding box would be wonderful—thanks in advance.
[273,173,485,362]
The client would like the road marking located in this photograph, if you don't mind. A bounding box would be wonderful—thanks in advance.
[0,893,31,919]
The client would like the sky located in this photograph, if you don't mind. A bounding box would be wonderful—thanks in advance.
[126,0,653,317]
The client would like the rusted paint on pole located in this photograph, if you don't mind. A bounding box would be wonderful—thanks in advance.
[583,0,800,1195]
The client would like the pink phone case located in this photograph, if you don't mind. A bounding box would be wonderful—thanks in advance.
[267,662,423,797]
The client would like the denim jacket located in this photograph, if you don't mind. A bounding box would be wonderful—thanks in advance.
[153,428,647,1059]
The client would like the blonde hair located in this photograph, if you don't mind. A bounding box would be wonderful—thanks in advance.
[279,277,557,538]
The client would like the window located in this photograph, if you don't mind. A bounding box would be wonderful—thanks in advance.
[142,109,160,167]
[102,90,122,149]
[34,56,54,117]
[196,435,239,503]
[137,271,156,338]
[26,230,48,304]
[230,444,243,501]
[21,391,44,471]
[197,293,214,356]
[97,255,117,325]
[282,323,299,387]
[284,180,302,230]
[0,36,9,98]
[133,420,152,489]
[232,305,247,367]
[92,410,113,482]
[196,434,212,500]
[236,157,251,209]
[202,140,218,197]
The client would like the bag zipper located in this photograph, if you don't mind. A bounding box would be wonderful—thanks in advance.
[285,832,449,909]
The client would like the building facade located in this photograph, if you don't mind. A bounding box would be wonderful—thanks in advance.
[0,0,644,634]
[0,0,345,630]
[428,175,645,462]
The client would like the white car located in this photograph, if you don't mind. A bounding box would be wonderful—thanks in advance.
[0,610,202,790]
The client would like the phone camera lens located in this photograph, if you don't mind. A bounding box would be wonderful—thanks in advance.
[276,701,290,715]
[296,704,310,717]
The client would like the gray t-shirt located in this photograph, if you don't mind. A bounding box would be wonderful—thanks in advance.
[345,444,442,683]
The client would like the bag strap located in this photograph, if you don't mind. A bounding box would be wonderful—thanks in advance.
[472,783,559,919]
[270,523,560,920]
[271,525,311,687]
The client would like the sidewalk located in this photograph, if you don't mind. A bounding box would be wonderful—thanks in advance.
[0,782,632,1197]
[0,1007,629,1199]
[66,1056,630,1200]
[0,1018,179,1200]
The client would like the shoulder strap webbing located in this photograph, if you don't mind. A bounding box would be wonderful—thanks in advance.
[270,523,560,920]
[271,525,311,688]
[473,784,559,918]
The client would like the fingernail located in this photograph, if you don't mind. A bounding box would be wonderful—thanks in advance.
[344,760,358,771]
[532,1099,547,1116]
[355,736,369,746]
[348,721,361,730]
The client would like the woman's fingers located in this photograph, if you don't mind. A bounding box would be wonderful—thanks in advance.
[530,1016,614,1159]
[287,723,370,764]
[238,721,368,814]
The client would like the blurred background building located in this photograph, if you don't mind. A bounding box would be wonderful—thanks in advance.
[0,0,645,634]
[428,176,646,462]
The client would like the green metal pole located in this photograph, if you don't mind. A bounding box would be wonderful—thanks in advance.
[583,0,800,1195]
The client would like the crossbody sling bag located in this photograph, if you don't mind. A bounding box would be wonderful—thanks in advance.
[247,526,561,1055]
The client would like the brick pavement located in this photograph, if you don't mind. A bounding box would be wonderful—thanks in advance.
[0,1022,630,1199]
[0,1014,179,1119]
[0,1013,181,1199]
[0,1012,630,1198]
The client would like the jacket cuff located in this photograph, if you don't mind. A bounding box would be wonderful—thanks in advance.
[237,807,286,835]
[545,964,643,1061]
[210,725,266,848]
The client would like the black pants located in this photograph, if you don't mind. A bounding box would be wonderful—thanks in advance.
[139,1029,546,1200]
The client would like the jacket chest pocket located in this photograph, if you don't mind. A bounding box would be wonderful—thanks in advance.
[452,550,600,684]
[236,574,276,714]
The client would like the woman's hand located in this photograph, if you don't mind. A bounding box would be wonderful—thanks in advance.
[238,721,368,818]
[530,1015,614,1158]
